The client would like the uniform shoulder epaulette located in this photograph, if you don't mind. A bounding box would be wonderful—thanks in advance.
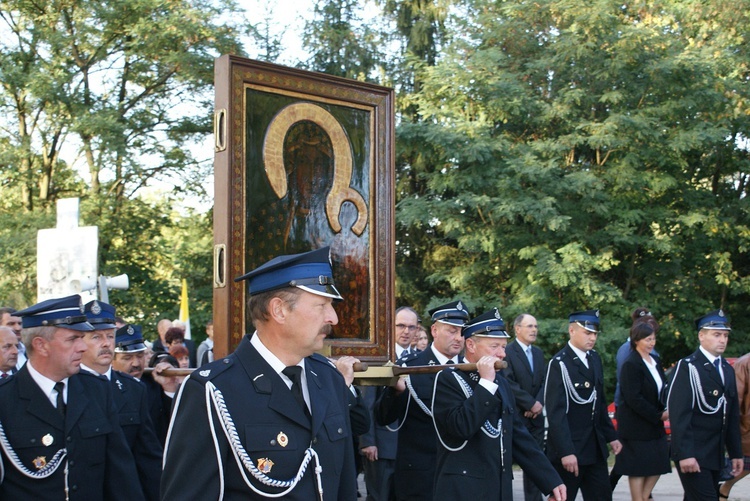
[114,370,139,383]
[78,369,107,383]
[682,354,696,363]
[190,357,234,381]
[309,352,339,371]
[398,351,420,365]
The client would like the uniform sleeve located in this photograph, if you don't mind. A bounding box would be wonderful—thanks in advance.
[131,382,164,501]
[666,360,695,461]
[510,408,563,495]
[347,385,371,438]
[102,383,146,500]
[374,384,409,427]
[543,358,576,458]
[161,376,224,500]
[432,370,499,443]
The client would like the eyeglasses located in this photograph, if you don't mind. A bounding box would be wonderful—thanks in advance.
[396,324,418,332]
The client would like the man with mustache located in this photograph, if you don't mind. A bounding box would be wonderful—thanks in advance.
[162,247,363,500]
[0,294,142,500]
[82,300,163,501]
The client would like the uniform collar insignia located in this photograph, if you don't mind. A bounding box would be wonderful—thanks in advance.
[199,370,211,377]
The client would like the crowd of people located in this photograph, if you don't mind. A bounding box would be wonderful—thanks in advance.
[0,246,748,500]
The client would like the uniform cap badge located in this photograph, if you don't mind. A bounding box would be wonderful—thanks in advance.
[277,431,288,448]
[127,325,134,335]
[33,456,47,469]
[257,457,274,473]
[42,434,54,446]
[91,301,102,315]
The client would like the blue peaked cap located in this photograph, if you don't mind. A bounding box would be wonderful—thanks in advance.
[695,309,731,331]
[462,308,510,339]
[115,324,146,353]
[569,309,600,332]
[84,300,117,330]
[16,294,94,331]
[234,247,343,300]
[429,300,470,326]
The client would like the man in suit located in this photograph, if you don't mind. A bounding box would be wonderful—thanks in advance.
[161,247,361,500]
[503,313,547,501]
[358,305,418,500]
[667,309,743,500]
[81,300,163,501]
[432,308,566,501]
[374,300,469,500]
[0,294,143,500]
[0,326,19,378]
[544,309,621,500]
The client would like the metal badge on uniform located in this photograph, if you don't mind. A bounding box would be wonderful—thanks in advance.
[428,360,436,365]
[127,325,135,335]
[33,456,47,469]
[91,301,102,315]
[712,389,719,396]
[116,379,123,390]
[199,370,211,377]
[584,381,591,388]
[42,434,54,446]
[277,431,288,448]
[257,458,274,473]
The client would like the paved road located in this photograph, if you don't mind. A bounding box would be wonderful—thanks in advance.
[511,467,750,501]
[357,469,750,499]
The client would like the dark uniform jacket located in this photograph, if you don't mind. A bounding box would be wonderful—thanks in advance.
[161,333,358,500]
[374,345,461,500]
[0,366,143,500]
[667,349,742,469]
[432,367,562,500]
[615,351,667,441]
[140,373,174,447]
[502,340,546,432]
[544,345,617,465]
[110,370,163,501]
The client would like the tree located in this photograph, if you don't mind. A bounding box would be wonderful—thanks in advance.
[393,0,750,392]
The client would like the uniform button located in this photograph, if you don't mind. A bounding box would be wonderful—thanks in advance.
[270,440,277,446]
[67,436,72,442]
[30,438,36,444]
[71,485,78,491]
[337,428,343,434]
[69,460,74,467]
[312,437,318,444]
[95,428,100,432]
[223,359,230,364]
[462,470,467,475]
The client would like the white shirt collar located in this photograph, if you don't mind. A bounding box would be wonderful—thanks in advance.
[699,346,720,365]
[430,344,459,365]
[26,360,68,407]
[568,342,590,367]
[395,343,411,359]
[250,332,306,383]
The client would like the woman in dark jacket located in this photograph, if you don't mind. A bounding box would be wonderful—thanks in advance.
[614,321,671,501]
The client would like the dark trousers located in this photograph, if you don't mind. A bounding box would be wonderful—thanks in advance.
[362,457,396,501]
[677,467,720,501]
[554,460,612,501]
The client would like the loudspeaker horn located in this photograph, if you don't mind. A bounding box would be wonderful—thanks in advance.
[103,274,129,290]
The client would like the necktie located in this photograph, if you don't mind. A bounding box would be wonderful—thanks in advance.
[1,373,7,379]
[54,381,66,417]
[526,347,534,373]
[714,358,724,384]
[282,366,310,418]
[446,359,455,364]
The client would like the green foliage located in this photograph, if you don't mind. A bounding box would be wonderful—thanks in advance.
[392,0,750,395]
